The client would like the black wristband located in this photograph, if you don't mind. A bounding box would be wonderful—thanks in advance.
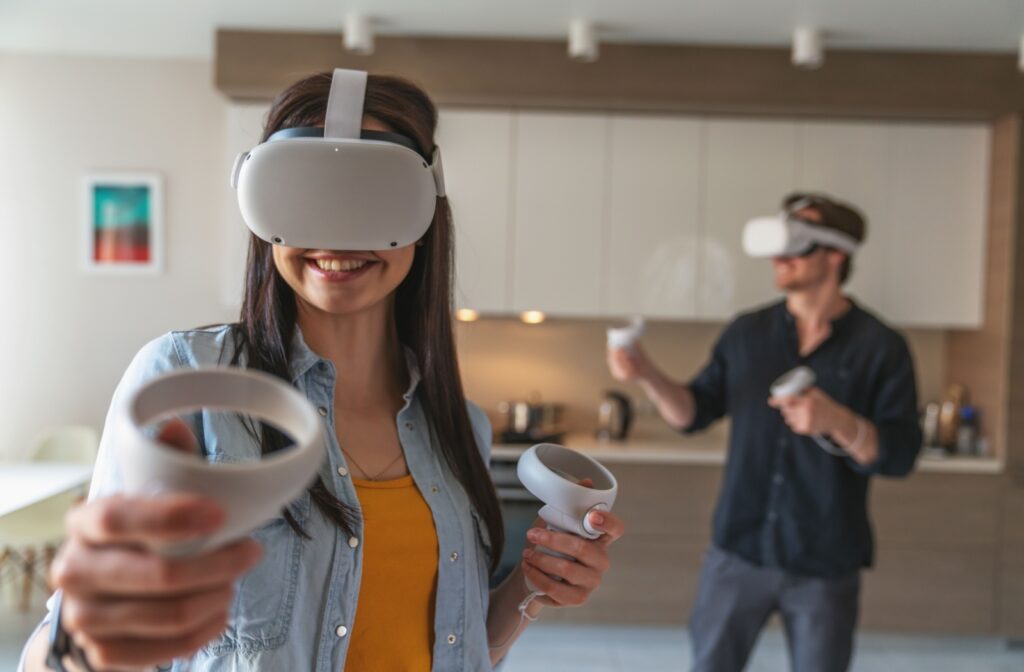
[46,591,95,672]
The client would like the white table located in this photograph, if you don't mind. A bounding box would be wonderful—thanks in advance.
[0,463,94,518]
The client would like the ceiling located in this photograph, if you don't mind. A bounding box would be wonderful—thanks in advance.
[2,0,1024,60]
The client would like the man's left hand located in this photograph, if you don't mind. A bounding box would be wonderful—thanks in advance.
[768,387,853,437]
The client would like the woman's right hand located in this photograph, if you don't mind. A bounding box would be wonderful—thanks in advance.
[606,344,651,383]
[48,420,264,671]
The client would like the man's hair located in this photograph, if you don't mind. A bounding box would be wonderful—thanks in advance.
[782,192,867,285]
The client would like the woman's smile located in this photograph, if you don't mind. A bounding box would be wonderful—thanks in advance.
[303,252,380,282]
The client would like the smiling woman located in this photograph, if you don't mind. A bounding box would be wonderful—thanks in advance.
[19,69,625,672]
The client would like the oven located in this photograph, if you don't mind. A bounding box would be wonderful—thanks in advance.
[488,453,541,588]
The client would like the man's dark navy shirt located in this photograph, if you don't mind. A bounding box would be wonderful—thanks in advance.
[686,299,922,578]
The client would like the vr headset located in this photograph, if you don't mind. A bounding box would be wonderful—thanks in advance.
[742,198,860,258]
[230,69,446,251]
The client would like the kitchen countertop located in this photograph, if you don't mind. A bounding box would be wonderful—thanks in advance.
[492,434,1004,474]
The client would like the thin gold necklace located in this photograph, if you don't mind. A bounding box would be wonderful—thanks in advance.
[341,446,405,481]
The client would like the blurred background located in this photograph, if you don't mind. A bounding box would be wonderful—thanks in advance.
[2,1,1024,670]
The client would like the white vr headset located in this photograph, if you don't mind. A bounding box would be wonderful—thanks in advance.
[742,199,860,258]
[230,69,446,251]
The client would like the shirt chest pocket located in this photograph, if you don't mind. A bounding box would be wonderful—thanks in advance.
[202,493,310,655]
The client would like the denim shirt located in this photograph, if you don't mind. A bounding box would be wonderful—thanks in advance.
[22,325,500,672]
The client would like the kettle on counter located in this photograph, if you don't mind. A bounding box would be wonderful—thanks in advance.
[597,390,633,441]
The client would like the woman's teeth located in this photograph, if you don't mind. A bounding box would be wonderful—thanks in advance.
[314,258,369,272]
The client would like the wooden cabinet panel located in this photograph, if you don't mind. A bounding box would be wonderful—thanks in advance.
[870,472,1001,549]
[606,115,702,319]
[511,111,609,316]
[861,546,996,633]
[437,109,515,313]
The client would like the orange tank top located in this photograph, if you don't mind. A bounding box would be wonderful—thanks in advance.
[345,475,439,672]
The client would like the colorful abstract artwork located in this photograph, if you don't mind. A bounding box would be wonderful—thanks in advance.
[82,173,163,273]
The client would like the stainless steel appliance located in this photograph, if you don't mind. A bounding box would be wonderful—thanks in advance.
[596,390,633,441]
[488,452,540,587]
[496,396,566,445]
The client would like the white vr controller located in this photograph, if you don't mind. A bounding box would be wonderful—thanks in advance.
[517,444,618,540]
[769,366,847,457]
[117,368,326,557]
[606,317,645,355]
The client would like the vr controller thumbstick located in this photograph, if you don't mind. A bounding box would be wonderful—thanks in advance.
[516,444,618,540]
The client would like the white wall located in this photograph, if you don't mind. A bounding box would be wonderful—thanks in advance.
[0,53,235,458]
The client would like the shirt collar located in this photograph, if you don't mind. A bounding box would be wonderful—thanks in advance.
[779,296,859,330]
[287,326,422,399]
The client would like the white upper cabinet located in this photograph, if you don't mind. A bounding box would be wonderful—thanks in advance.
[606,115,702,319]
[796,121,893,317]
[436,109,515,313]
[884,123,989,328]
[511,111,609,316]
[698,119,798,320]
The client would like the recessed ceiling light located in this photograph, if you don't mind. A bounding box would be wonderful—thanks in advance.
[520,310,546,325]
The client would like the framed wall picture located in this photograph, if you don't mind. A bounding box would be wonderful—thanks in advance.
[81,172,163,274]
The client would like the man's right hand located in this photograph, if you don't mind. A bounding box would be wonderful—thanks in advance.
[606,345,652,383]
[44,420,263,671]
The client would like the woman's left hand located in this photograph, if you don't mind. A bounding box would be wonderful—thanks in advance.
[519,509,625,609]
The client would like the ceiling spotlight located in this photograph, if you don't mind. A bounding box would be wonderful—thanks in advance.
[568,19,599,63]
[344,12,375,55]
[792,26,824,69]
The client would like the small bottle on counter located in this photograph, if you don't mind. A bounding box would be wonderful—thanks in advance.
[956,406,980,456]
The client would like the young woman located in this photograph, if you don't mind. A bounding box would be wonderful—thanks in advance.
[21,72,624,671]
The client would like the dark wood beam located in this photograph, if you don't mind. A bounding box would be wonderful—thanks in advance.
[216,29,1024,120]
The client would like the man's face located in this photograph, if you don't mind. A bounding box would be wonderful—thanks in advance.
[771,206,845,292]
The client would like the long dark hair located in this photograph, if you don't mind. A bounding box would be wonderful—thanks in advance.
[229,72,504,571]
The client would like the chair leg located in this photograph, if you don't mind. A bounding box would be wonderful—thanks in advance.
[43,544,58,591]
[21,546,36,611]
[0,548,9,607]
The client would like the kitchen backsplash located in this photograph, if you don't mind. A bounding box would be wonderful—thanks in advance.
[456,316,947,441]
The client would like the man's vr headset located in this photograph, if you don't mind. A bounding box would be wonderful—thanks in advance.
[230,69,446,251]
[742,198,860,259]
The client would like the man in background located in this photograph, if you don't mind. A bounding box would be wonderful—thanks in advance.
[608,193,922,672]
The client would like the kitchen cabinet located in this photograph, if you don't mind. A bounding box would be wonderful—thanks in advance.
[796,121,892,318]
[436,109,515,313]
[545,462,1005,635]
[697,119,798,320]
[884,123,989,328]
[311,106,989,328]
[606,115,702,319]
[511,111,610,316]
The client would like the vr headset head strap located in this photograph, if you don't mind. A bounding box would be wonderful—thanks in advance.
[324,69,367,140]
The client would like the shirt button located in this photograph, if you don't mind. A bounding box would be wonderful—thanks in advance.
[337,466,349,477]
[767,511,778,522]
[450,551,459,562]
[431,485,440,494]
[318,406,328,417]
[777,437,787,447]
[405,421,415,431]
[447,634,457,645]
[773,473,784,485]
[335,625,348,638]
[348,536,360,548]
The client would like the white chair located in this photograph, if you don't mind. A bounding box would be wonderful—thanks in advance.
[0,425,98,610]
